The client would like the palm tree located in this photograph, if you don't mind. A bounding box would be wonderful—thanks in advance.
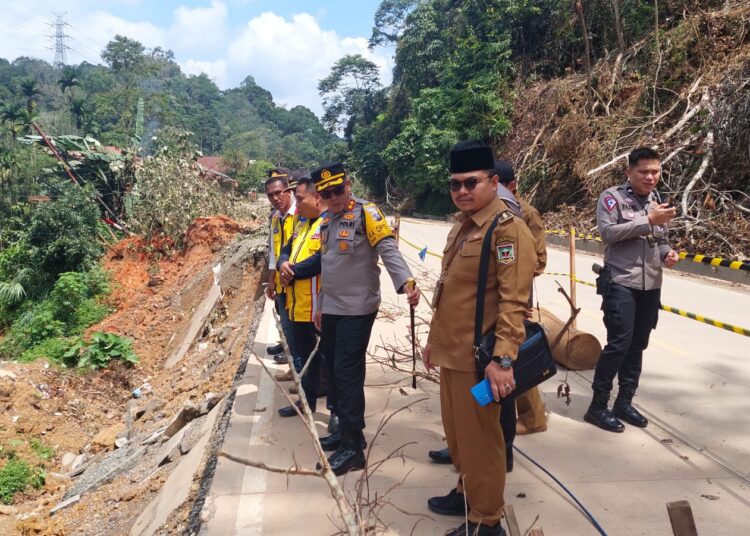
[0,101,25,146]
[70,97,86,133]
[58,66,79,102]
[17,77,42,118]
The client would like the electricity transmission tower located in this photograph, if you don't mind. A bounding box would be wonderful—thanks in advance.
[50,12,70,68]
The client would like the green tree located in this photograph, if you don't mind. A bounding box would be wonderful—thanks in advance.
[17,77,41,118]
[369,0,418,49]
[69,97,87,133]
[57,66,80,102]
[318,55,385,140]
[1,102,24,146]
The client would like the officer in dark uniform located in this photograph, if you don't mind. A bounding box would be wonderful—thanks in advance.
[585,147,679,432]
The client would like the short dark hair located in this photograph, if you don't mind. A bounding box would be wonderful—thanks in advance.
[296,176,315,191]
[494,160,515,184]
[264,176,288,191]
[628,147,660,167]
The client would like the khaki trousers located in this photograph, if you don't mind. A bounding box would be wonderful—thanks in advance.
[516,386,546,430]
[440,367,505,526]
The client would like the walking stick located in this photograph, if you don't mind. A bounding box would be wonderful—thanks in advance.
[406,277,417,389]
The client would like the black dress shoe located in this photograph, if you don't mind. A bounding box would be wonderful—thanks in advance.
[428,447,452,464]
[327,412,339,434]
[427,488,467,517]
[266,343,284,355]
[278,400,308,417]
[584,406,625,433]
[445,521,506,536]
[319,431,366,452]
[316,446,365,476]
[613,403,648,427]
[273,353,289,364]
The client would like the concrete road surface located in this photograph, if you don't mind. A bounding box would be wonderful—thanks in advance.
[201,216,750,536]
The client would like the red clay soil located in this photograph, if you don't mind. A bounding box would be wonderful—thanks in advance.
[0,215,261,535]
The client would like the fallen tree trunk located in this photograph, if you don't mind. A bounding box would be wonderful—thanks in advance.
[539,308,602,370]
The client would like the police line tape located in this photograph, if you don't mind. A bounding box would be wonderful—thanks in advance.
[397,232,750,337]
[545,229,750,272]
[540,273,750,338]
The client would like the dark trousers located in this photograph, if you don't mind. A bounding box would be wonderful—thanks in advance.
[321,312,377,441]
[500,397,516,460]
[293,321,326,411]
[274,293,299,370]
[592,283,661,395]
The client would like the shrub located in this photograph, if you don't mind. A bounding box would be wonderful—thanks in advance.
[63,331,138,370]
[0,458,46,505]
[18,337,72,364]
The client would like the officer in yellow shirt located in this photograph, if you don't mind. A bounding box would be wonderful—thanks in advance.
[276,176,329,417]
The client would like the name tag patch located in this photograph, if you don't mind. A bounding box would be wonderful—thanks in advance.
[497,243,515,264]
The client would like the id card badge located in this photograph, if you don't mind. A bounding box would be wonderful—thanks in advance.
[471,378,494,407]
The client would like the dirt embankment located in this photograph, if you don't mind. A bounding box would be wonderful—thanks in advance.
[501,4,750,260]
[0,215,267,535]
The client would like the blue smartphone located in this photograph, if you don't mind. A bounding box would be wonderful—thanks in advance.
[471,378,494,407]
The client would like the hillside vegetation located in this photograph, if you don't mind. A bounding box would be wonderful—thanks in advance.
[334,0,749,258]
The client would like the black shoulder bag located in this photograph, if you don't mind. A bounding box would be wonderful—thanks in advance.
[473,216,557,395]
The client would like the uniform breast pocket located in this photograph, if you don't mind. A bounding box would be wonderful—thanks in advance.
[453,240,482,280]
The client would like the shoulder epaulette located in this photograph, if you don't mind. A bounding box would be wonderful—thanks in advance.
[496,210,515,225]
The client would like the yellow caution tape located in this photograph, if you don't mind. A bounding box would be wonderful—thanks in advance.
[399,228,749,337]
[541,273,750,338]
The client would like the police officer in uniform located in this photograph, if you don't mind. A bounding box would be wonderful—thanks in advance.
[424,141,536,536]
[311,162,420,476]
[276,176,328,417]
[265,169,298,371]
[585,147,679,432]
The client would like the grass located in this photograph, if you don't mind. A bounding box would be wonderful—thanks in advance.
[29,438,55,461]
[0,458,46,505]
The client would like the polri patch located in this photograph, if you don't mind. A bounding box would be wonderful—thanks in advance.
[603,196,617,212]
[343,213,356,220]
[497,242,515,264]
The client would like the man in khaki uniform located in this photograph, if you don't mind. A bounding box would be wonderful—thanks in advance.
[496,161,548,436]
[424,141,537,536]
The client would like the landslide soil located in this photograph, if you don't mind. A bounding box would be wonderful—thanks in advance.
[0,215,263,535]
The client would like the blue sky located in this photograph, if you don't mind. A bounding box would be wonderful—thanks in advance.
[0,0,391,116]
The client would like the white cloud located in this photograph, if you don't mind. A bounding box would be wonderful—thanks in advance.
[169,0,228,54]
[182,59,229,87]
[222,12,393,115]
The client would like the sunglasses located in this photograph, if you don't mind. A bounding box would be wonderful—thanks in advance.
[448,177,489,192]
[319,184,347,199]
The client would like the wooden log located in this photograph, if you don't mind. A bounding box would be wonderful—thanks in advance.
[667,500,699,536]
[504,505,521,536]
[539,307,602,370]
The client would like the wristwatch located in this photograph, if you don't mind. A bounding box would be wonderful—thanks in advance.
[492,355,513,369]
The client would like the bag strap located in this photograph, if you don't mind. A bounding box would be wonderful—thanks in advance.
[473,215,499,359]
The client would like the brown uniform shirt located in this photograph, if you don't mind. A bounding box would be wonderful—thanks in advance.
[519,198,547,276]
[428,197,537,372]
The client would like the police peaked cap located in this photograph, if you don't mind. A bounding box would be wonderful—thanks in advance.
[311,162,346,192]
[449,145,495,173]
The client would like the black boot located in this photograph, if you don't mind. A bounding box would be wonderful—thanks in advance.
[316,431,365,476]
[428,447,452,464]
[584,391,624,433]
[319,430,366,452]
[327,412,339,434]
[427,488,467,516]
[278,400,306,417]
[613,387,648,428]
[445,521,506,536]
[506,445,513,473]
